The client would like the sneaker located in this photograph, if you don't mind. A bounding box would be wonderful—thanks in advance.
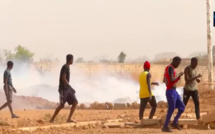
[171,123,182,130]
[162,126,172,132]
[12,114,19,119]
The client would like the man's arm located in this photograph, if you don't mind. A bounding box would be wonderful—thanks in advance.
[4,74,9,95]
[12,87,17,93]
[151,82,159,86]
[147,73,152,99]
[168,66,183,82]
[10,78,16,93]
[62,73,70,87]
[62,73,75,93]
[184,67,202,83]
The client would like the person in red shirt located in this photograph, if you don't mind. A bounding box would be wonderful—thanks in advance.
[162,56,185,132]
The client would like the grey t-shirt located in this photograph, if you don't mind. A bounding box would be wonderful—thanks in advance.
[3,69,13,87]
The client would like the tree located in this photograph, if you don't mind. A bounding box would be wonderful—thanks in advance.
[3,50,14,61]
[100,58,111,63]
[14,45,34,62]
[75,57,84,63]
[0,50,3,62]
[118,51,126,63]
[3,45,34,63]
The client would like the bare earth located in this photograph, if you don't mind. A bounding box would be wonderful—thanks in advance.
[0,108,215,134]
[0,64,215,133]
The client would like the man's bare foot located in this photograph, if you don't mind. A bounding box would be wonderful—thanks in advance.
[12,114,19,119]
[67,119,77,123]
[49,119,54,123]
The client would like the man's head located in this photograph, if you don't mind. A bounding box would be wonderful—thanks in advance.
[190,57,198,69]
[171,56,181,68]
[143,61,150,71]
[66,54,73,65]
[7,61,13,70]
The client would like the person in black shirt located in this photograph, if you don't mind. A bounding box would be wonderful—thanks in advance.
[50,54,78,123]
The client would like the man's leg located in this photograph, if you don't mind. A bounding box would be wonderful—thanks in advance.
[172,92,185,126]
[183,88,191,106]
[67,91,78,122]
[8,90,18,118]
[50,105,64,123]
[162,90,177,132]
[164,90,177,127]
[1,90,18,118]
[0,102,9,110]
[139,98,148,120]
[149,96,157,119]
[0,86,9,111]
[8,102,14,116]
[191,90,200,119]
[0,102,15,116]
[50,90,65,123]
[67,101,78,122]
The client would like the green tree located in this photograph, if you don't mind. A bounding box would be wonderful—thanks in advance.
[4,45,34,63]
[118,51,126,63]
[3,50,14,61]
[14,45,34,62]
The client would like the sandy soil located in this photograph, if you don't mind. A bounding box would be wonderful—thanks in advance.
[0,108,214,134]
[0,77,215,133]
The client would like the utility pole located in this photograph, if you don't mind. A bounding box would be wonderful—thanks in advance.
[206,0,213,89]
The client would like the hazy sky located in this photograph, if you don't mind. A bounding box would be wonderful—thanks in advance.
[0,0,215,61]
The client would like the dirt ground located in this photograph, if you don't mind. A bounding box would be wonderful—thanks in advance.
[0,108,215,134]
[0,85,215,133]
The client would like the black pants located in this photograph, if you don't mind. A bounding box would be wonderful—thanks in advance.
[183,89,200,119]
[139,96,157,120]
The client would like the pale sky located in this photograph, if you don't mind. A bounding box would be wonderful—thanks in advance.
[0,0,215,62]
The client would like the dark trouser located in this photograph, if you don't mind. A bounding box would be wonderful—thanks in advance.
[164,89,185,127]
[183,89,200,119]
[139,96,157,120]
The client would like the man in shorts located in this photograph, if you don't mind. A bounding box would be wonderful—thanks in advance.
[50,54,78,123]
[0,61,19,118]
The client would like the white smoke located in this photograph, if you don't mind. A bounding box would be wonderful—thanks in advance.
[153,82,184,102]
[0,62,184,104]
[0,62,139,103]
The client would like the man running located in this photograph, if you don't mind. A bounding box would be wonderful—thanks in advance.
[0,61,19,118]
[50,54,78,123]
[183,57,202,121]
[162,56,185,132]
[139,61,159,120]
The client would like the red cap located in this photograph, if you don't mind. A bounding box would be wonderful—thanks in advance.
[143,61,150,69]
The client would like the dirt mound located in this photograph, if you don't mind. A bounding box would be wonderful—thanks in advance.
[0,91,57,110]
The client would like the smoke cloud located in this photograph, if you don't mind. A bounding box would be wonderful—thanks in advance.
[0,62,184,104]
